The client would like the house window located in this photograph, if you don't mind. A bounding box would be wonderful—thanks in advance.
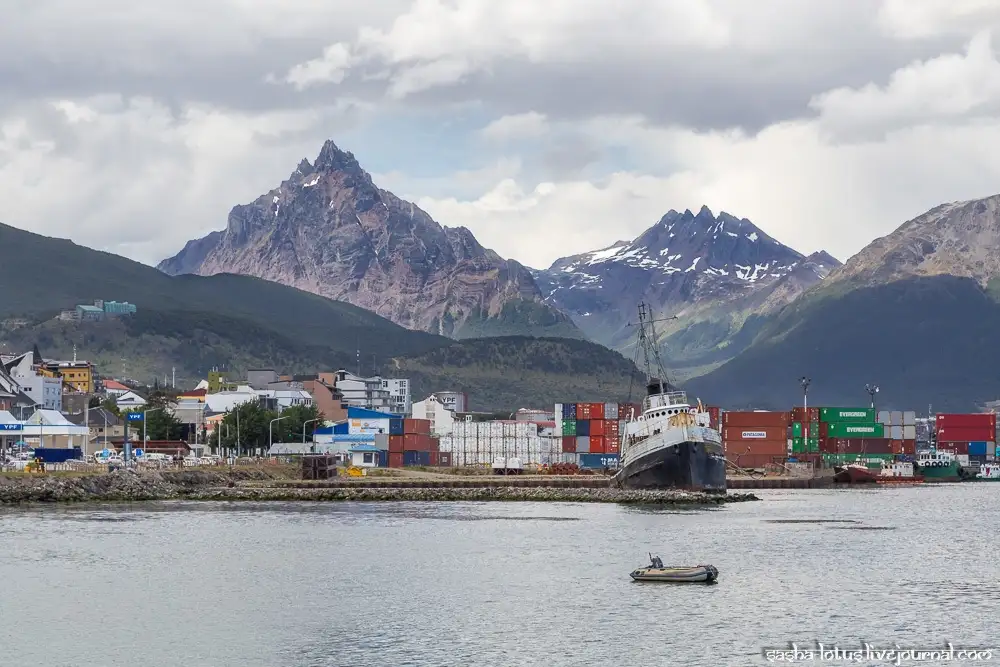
[363,452,374,464]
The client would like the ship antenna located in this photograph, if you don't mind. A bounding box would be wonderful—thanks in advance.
[637,302,674,392]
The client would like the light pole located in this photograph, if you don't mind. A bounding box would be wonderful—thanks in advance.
[302,418,320,453]
[865,384,879,412]
[799,377,810,413]
[269,416,287,455]
[141,406,163,466]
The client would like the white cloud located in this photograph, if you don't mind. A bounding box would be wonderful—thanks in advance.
[286,43,354,89]
[811,31,1000,140]
[878,0,1000,39]
[478,112,549,141]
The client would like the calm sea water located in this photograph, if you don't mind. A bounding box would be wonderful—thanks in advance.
[1,485,998,666]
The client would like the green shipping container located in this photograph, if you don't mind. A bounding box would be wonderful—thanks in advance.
[791,422,803,437]
[825,422,884,438]
[822,453,892,465]
[810,421,819,437]
[807,438,819,453]
[820,407,875,423]
[562,419,576,436]
[791,440,805,453]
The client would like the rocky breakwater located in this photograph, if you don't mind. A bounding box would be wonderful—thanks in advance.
[0,469,759,504]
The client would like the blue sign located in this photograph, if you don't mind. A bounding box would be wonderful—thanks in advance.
[0,424,23,431]
[126,412,144,421]
[134,449,144,458]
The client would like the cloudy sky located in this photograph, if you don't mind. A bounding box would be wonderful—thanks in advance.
[4,1,1000,269]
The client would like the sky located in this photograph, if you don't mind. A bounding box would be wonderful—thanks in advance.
[4,1,1000,270]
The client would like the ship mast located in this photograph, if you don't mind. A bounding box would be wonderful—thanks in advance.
[636,302,673,394]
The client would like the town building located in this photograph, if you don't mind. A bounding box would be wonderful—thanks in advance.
[41,359,95,393]
[333,370,410,414]
[116,390,148,411]
[411,394,458,436]
[66,408,133,449]
[170,399,207,439]
[0,361,23,412]
[60,300,137,321]
[299,374,348,423]
[430,391,468,413]
[102,379,131,398]
[21,409,91,451]
[3,351,63,411]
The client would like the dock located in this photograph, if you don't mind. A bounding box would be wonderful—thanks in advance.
[725,476,834,489]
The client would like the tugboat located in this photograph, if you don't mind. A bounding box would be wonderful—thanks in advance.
[913,450,964,482]
[630,554,719,583]
[974,463,1000,480]
[611,303,726,493]
[834,458,925,484]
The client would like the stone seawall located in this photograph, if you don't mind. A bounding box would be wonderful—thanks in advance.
[0,470,759,504]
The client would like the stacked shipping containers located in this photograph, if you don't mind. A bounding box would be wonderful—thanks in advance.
[876,410,917,457]
[789,406,820,453]
[440,420,560,466]
[816,407,899,464]
[935,413,997,465]
[722,411,790,468]
[386,418,438,467]
[554,402,640,468]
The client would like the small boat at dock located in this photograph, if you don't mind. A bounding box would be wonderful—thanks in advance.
[630,554,718,583]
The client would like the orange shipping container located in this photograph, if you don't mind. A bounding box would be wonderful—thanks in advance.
[723,427,788,442]
[403,433,421,450]
[590,403,605,419]
[403,418,430,435]
[723,440,786,456]
[722,411,790,428]
[388,435,405,453]
[388,452,404,468]
[606,439,619,454]
[590,420,606,436]
[591,435,606,453]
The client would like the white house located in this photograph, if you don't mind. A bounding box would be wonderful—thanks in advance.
[102,379,131,398]
[411,394,457,436]
[348,443,380,468]
[205,390,258,414]
[254,389,313,410]
[3,352,62,411]
[334,371,410,414]
[116,391,148,410]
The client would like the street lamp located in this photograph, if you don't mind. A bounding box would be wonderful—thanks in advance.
[269,416,288,454]
[302,418,320,453]
[865,384,879,412]
[799,377,811,412]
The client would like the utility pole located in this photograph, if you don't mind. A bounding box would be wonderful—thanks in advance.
[865,384,879,412]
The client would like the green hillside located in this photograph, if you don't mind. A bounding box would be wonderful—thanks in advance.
[685,275,1000,412]
[0,223,640,407]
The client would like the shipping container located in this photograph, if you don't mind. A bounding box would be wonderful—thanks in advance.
[890,411,903,426]
[577,436,590,453]
[590,403,605,420]
[562,420,577,436]
[576,419,591,436]
[900,439,916,455]
[824,423,884,438]
[935,427,995,442]
[607,438,620,454]
[389,418,404,435]
[604,402,619,420]
[605,420,620,437]
[724,440,786,456]
[807,437,819,453]
[903,411,916,426]
[428,451,440,466]
[969,441,988,456]
[936,413,997,429]
[970,454,988,465]
[418,450,432,466]
[591,435,606,454]
[406,418,432,435]
[577,403,592,420]
[439,452,453,467]
[723,427,789,442]
[791,423,803,438]
[888,425,903,440]
[825,438,893,454]
[877,410,890,425]
[579,453,620,469]
[590,420,606,436]
[377,449,388,467]
[791,439,805,454]
[561,436,577,453]
[707,406,721,430]
[791,406,820,423]
[562,403,577,420]
[618,403,638,420]
[936,441,970,455]
[388,435,404,453]
[903,425,916,441]
[388,452,404,468]
[403,450,419,466]
[819,408,875,423]
[723,411,790,428]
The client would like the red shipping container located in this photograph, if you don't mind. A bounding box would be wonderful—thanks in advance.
[403,418,431,435]
[388,452,404,468]
[722,411,790,428]
[388,435,405,453]
[607,438,620,454]
[791,407,820,423]
[900,439,916,455]
[428,436,439,452]
[591,436,606,454]
[590,403,605,420]
[935,427,994,443]
[428,451,440,466]
[723,427,788,442]
[937,441,970,455]
[590,419,606,436]
[724,440,786,456]
[618,403,641,420]
[561,436,577,453]
[605,420,620,437]
[577,403,592,419]
[936,413,996,429]
[403,434,420,450]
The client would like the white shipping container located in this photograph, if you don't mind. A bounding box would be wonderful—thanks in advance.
[604,403,619,420]
[903,411,916,426]
[890,411,903,426]
[877,411,890,425]
[903,425,916,441]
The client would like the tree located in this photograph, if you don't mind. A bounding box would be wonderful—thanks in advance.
[142,408,184,441]
[100,396,122,417]
[88,395,101,409]
[275,403,323,443]
[217,400,278,457]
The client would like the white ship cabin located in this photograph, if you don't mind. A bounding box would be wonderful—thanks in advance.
[634,382,710,428]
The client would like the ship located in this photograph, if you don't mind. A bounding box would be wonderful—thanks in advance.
[833,459,924,484]
[913,450,964,482]
[612,303,727,493]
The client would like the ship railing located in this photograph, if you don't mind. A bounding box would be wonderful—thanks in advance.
[642,391,689,411]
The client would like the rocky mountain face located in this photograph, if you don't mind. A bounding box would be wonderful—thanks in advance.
[158,142,579,339]
[819,195,1000,290]
[530,206,840,377]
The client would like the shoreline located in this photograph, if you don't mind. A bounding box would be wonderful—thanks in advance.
[0,469,760,505]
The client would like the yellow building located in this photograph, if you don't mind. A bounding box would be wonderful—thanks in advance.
[42,361,95,393]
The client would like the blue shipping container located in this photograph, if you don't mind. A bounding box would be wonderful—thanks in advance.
[31,447,83,463]
[969,441,988,456]
[562,403,577,419]
[576,419,591,436]
[403,450,420,466]
[417,451,431,466]
[389,419,405,435]
[578,453,620,469]
[377,450,388,467]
